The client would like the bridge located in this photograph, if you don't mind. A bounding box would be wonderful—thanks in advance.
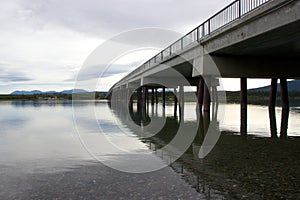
[107,0,300,138]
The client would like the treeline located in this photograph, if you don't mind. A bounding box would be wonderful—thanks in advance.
[226,91,300,106]
[0,94,72,101]
[0,92,107,101]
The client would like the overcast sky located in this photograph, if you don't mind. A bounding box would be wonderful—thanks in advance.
[0,0,272,94]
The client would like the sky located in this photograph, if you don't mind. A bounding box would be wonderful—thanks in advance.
[0,0,272,94]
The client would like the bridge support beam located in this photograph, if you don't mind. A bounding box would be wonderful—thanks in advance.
[280,78,289,139]
[269,78,278,138]
[240,77,247,138]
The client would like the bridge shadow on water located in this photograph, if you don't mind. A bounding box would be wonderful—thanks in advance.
[109,101,300,199]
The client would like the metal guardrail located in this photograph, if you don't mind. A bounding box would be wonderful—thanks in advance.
[114,0,270,88]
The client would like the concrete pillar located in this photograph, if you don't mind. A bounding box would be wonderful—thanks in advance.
[240,77,247,138]
[155,102,158,117]
[197,110,205,143]
[280,78,289,139]
[128,89,133,111]
[203,110,210,138]
[142,86,147,119]
[147,89,150,113]
[145,88,149,105]
[197,76,204,112]
[155,89,158,104]
[202,78,211,134]
[203,81,211,112]
[137,88,142,112]
[269,78,278,138]
[179,85,184,122]
[174,88,178,117]
[151,88,155,105]
[151,98,155,116]
[162,87,166,108]
[211,86,217,103]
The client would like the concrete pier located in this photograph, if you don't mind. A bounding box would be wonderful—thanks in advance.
[203,79,211,113]
[174,88,178,117]
[179,85,184,121]
[197,77,204,112]
[155,89,158,104]
[240,78,247,138]
[151,89,155,105]
[280,78,289,139]
[162,87,166,108]
[269,78,278,138]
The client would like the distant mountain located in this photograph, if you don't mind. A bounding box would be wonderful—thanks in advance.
[250,80,300,92]
[60,89,88,94]
[44,90,59,94]
[10,89,89,95]
[11,90,43,95]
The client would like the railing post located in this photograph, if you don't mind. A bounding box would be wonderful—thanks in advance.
[208,20,211,34]
[169,46,172,56]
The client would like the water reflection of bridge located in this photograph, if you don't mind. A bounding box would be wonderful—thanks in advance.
[109,98,218,163]
[109,100,220,197]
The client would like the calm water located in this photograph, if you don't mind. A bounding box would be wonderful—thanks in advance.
[0,100,299,199]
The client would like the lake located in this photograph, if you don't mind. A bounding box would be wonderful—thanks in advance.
[0,100,299,199]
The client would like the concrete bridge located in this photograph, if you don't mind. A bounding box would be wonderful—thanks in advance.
[107,0,300,138]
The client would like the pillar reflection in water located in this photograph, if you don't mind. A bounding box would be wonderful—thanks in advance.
[108,78,224,169]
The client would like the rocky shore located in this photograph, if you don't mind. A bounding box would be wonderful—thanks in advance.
[175,133,300,199]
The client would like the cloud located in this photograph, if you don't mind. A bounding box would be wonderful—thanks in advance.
[17,0,230,37]
[0,0,231,93]
[0,75,31,82]
[70,61,145,82]
[0,67,32,82]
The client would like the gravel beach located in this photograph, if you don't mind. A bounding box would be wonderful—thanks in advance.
[175,133,300,199]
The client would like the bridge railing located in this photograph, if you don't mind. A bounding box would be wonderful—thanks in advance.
[117,0,270,86]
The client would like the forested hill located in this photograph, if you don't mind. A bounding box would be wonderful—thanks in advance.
[249,80,300,92]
